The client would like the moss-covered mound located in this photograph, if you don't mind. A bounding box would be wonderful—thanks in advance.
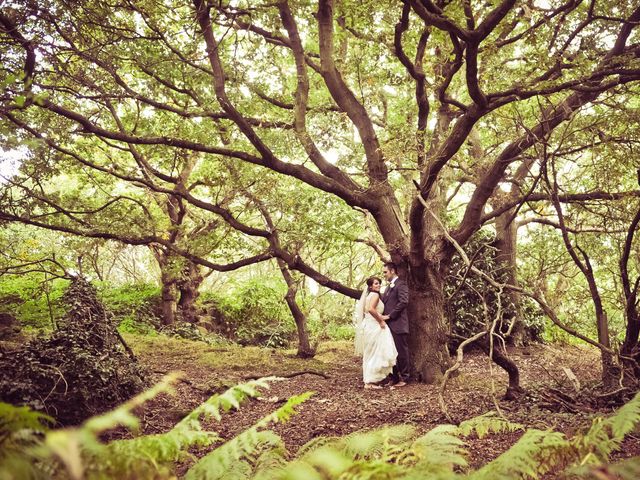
[0,277,145,425]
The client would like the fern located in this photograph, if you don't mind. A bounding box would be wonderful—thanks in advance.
[457,411,523,439]
[409,425,467,476]
[5,376,640,480]
[575,391,640,463]
[0,402,55,480]
[469,429,571,480]
[185,392,313,480]
[277,424,465,480]
[0,402,54,436]
[327,424,416,459]
[178,377,274,429]
[87,427,218,479]
[84,376,277,479]
[290,425,418,480]
[0,374,277,480]
[569,455,640,480]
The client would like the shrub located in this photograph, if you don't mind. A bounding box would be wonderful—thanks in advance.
[98,283,162,334]
[159,321,232,346]
[201,278,295,347]
[445,230,545,349]
[0,275,67,330]
[306,293,354,341]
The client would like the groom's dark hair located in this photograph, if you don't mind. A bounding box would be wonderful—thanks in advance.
[383,261,398,273]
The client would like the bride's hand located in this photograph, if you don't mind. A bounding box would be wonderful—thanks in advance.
[379,322,386,329]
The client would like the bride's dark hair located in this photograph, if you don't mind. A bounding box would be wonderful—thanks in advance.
[366,276,382,293]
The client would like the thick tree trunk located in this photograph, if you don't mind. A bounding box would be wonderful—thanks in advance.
[155,250,180,326]
[493,210,525,346]
[176,262,204,323]
[620,208,640,381]
[160,271,177,326]
[407,267,451,383]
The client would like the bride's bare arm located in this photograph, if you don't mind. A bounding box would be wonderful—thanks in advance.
[366,295,386,327]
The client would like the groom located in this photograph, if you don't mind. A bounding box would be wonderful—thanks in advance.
[381,262,410,387]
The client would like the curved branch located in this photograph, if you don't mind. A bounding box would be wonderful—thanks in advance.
[278,0,360,189]
[482,190,640,224]
[407,0,470,40]
[0,11,35,84]
[317,0,388,185]
[192,0,371,208]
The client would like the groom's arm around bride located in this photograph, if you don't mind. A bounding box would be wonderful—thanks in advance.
[384,280,409,327]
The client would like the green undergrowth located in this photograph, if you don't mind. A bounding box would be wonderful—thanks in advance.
[2,374,640,480]
[125,333,347,377]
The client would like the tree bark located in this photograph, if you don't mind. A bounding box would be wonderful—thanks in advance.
[620,206,640,380]
[407,264,451,383]
[493,209,525,345]
[176,262,204,324]
[159,268,177,326]
[477,336,523,400]
[277,259,314,358]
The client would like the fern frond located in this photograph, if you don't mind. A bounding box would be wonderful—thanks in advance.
[255,391,314,428]
[0,403,56,480]
[83,372,180,434]
[178,377,275,428]
[280,446,356,480]
[250,438,289,480]
[185,392,313,480]
[0,402,54,436]
[570,455,640,480]
[573,391,640,464]
[317,424,416,460]
[89,427,219,478]
[609,392,640,440]
[457,411,524,439]
[470,429,571,480]
[295,435,338,457]
[409,424,467,474]
[84,378,279,479]
[347,425,416,458]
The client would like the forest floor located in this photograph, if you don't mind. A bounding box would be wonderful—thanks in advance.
[119,334,640,476]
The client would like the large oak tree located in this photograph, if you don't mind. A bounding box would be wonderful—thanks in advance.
[2,0,640,381]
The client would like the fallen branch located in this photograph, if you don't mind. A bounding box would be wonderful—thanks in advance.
[243,370,330,380]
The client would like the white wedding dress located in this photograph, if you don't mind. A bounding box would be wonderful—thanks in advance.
[361,293,397,384]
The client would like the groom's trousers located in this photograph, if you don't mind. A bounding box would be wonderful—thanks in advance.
[391,331,410,382]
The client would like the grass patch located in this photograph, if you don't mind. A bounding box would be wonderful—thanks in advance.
[124,334,352,377]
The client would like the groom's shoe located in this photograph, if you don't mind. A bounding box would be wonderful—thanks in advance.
[390,381,407,390]
[379,377,395,387]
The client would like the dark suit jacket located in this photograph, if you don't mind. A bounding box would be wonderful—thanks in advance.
[382,278,409,334]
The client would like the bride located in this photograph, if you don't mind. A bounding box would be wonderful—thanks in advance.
[354,276,398,389]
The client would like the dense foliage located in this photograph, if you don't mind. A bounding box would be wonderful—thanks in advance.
[0,278,145,424]
[2,0,639,381]
[445,231,545,349]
